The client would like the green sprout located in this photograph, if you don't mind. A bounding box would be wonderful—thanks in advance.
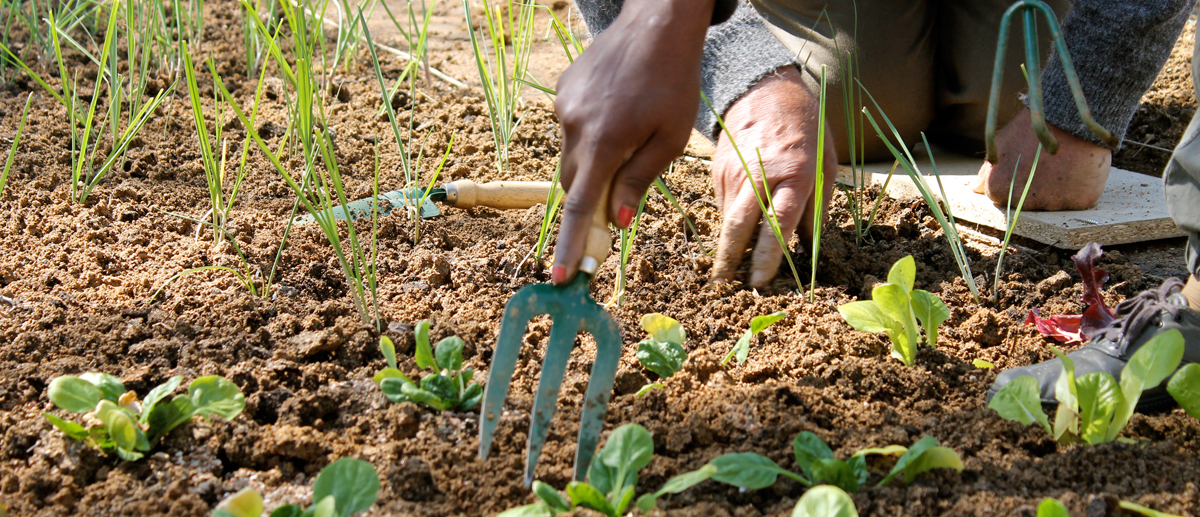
[462,0,535,174]
[45,373,245,461]
[722,311,788,365]
[0,92,30,198]
[374,321,483,412]
[634,313,687,397]
[838,255,949,366]
[213,457,380,517]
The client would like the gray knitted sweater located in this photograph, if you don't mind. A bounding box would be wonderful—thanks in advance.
[576,0,1195,149]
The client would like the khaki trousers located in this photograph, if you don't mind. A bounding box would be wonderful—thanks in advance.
[747,0,1071,160]
[1164,35,1200,277]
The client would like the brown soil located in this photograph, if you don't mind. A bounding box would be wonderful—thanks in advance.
[1,2,1199,517]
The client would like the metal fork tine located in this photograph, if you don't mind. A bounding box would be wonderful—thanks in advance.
[479,284,545,462]
[523,311,579,486]
[572,303,622,481]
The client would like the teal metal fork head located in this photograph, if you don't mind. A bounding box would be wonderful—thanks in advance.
[478,272,622,487]
[985,0,1119,162]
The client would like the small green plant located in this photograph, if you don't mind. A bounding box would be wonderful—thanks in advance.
[0,92,31,198]
[462,0,535,174]
[1168,362,1200,418]
[502,423,700,517]
[634,313,687,396]
[792,485,858,517]
[1036,496,1181,517]
[989,329,1184,444]
[809,65,829,302]
[698,432,961,496]
[213,457,380,517]
[838,255,949,366]
[993,140,1042,301]
[373,321,482,412]
[722,311,788,365]
[45,373,245,461]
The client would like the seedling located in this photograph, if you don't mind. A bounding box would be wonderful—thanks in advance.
[45,373,245,461]
[793,485,858,517]
[809,65,829,302]
[373,321,482,412]
[0,92,30,197]
[993,141,1043,302]
[1025,243,1115,344]
[1167,363,1200,419]
[989,329,1184,444]
[722,311,788,365]
[633,313,687,397]
[501,423,702,517]
[213,457,380,517]
[838,255,949,366]
[462,0,535,174]
[1036,497,1181,517]
[699,432,961,495]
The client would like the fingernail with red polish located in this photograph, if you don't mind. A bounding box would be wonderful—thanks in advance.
[551,265,567,284]
[617,205,635,228]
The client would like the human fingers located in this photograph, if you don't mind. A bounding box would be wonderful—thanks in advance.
[748,178,807,287]
[551,137,625,285]
[711,178,767,283]
[609,132,684,229]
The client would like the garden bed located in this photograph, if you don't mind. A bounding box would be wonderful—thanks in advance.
[0,1,1199,516]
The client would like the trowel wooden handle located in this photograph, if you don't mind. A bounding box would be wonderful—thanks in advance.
[579,184,612,276]
[442,180,559,210]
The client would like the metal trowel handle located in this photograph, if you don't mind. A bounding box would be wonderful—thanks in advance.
[442,180,559,210]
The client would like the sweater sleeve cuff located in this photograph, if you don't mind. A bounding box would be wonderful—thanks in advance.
[695,1,797,141]
[711,0,737,25]
[1038,0,1192,150]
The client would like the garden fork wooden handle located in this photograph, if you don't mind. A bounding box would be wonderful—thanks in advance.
[442,180,560,210]
[579,184,613,276]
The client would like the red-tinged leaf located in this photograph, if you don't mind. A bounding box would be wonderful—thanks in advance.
[1026,309,1084,344]
[1070,243,1115,339]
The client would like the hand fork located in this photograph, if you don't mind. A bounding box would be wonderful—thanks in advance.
[985,0,1118,162]
[478,188,621,487]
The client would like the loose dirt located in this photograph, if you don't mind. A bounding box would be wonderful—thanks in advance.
[0,2,1199,516]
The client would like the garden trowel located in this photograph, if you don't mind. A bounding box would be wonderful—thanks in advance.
[478,187,621,487]
[293,180,558,224]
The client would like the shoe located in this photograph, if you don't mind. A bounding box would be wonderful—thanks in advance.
[986,278,1200,412]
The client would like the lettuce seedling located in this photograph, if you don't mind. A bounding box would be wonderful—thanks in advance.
[722,311,788,365]
[1168,363,1200,418]
[702,431,960,494]
[838,255,949,366]
[1025,243,1116,344]
[373,321,482,412]
[213,457,379,517]
[990,329,1184,444]
[1036,497,1181,517]
[502,423,707,517]
[792,485,859,517]
[45,373,244,461]
[636,313,687,379]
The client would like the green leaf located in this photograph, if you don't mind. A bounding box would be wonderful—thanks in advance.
[634,383,664,398]
[887,255,916,293]
[116,447,145,462]
[909,290,948,347]
[846,455,869,485]
[586,455,620,496]
[1076,372,1121,444]
[1167,363,1200,418]
[1108,329,1184,442]
[434,337,465,372]
[496,502,556,517]
[215,487,264,517]
[305,495,337,517]
[792,431,834,481]
[724,332,752,365]
[79,373,127,403]
[641,313,685,345]
[147,394,196,441]
[901,446,963,484]
[988,376,1051,434]
[44,413,89,440]
[853,445,907,457]
[189,376,246,421]
[372,368,411,386]
[532,480,572,512]
[268,505,303,517]
[380,336,398,370]
[399,381,445,411]
[414,321,436,370]
[597,423,652,497]
[972,359,995,370]
[872,284,913,335]
[637,339,687,378]
[710,452,801,490]
[1116,500,1184,517]
[566,482,615,517]
[379,378,412,404]
[750,311,788,335]
[791,485,858,517]
[838,301,896,335]
[1049,345,1080,441]
[421,374,457,403]
[312,457,379,517]
[811,458,859,494]
[96,400,140,452]
[459,383,483,411]
[613,485,636,516]
[141,376,185,425]
[635,464,716,513]
[1036,498,1069,517]
[47,375,102,413]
